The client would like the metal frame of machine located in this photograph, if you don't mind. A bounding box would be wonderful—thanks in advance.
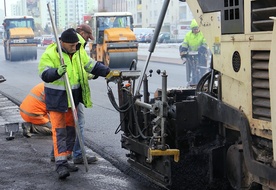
[106,0,276,189]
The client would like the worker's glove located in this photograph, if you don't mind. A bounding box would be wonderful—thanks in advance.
[57,64,67,76]
[180,51,188,60]
[179,45,188,59]
[180,51,187,56]
[88,74,96,80]
[105,70,121,81]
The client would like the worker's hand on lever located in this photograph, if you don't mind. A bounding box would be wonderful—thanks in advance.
[57,64,67,76]
[105,70,121,82]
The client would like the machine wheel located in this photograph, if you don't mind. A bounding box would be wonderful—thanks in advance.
[9,46,21,61]
[4,42,9,60]
[10,53,16,61]
[33,51,37,60]
[10,50,18,61]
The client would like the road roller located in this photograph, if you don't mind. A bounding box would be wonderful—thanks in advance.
[88,12,138,69]
[3,16,38,61]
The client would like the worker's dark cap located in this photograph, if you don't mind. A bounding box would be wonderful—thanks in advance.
[60,28,79,43]
[77,24,95,40]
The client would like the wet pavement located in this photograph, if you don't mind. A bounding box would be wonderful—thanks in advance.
[0,92,161,190]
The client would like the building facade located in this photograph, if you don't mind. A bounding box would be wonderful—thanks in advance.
[7,0,97,34]
[98,0,193,39]
[5,0,192,38]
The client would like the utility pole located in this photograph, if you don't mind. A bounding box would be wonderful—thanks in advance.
[54,0,57,27]
[4,0,7,16]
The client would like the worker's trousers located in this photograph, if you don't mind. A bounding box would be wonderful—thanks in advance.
[20,109,50,125]
[50,104,85,159]
[31,122,52,135]
[73,103,85,159]
[49,109,75,167]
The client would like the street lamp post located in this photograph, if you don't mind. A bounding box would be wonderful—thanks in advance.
[54,0,57,26]
[4,0,7,16]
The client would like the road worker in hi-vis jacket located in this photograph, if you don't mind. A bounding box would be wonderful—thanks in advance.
[38,28,114,179]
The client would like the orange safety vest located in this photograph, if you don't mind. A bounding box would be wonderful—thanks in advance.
[19,82,49,125]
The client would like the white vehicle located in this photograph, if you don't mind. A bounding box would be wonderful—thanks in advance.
[133,28,155,42]
[133,28,155,36]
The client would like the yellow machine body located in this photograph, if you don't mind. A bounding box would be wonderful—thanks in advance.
[107,1,276,189]
[185,0,276,188]
[3,16,38,61]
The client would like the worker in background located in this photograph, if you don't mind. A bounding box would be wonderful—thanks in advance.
[113,16,124,27]
[98,17,109,30]
[97,18,109,44]
[20,82,51,138]
[38,28,112,179]
[180,19,207,84]
[76,24,94,48]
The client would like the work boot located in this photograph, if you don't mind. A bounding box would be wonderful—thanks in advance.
[56,165,70,179]
[67,163,78,172]
[50,156,55,162]
[73,155,98,164]
[22,122,32,138]
[67,154,72,161]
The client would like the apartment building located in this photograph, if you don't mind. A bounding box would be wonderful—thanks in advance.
[5,0,192,39]
[7,0,97,33]
[98,0,193,39]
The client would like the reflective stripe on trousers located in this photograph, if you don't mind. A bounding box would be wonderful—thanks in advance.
[19,109,50,125]
[49,109,76,161]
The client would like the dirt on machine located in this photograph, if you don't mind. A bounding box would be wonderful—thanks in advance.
[88,12,138,69]
[2,16,38,61]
